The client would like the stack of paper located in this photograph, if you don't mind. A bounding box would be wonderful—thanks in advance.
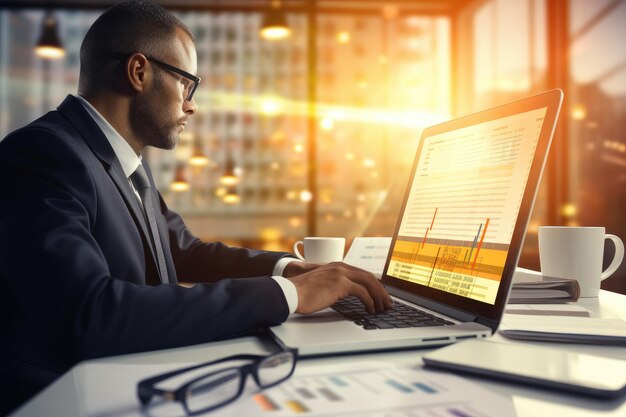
[500,315,626,345]
[508,267,580,303]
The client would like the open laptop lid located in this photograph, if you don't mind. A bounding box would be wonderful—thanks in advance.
[381,89,563,333]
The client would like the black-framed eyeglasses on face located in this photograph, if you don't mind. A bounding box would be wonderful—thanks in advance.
[146,56,201,102]
[137,348,298,415]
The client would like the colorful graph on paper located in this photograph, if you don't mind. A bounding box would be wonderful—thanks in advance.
[388,107,547,304]
[241,364,515,417]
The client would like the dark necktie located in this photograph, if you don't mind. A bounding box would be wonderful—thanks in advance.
[130,164,169,284]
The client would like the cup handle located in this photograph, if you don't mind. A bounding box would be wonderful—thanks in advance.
[601,234,625,280]
[293,240,305,261]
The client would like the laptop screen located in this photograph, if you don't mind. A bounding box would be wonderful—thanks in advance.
[386,108,546,305]
[382,90,562,323]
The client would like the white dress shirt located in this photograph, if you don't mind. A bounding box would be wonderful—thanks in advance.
[73,94,299,313]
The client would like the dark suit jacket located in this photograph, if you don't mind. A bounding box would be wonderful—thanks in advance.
[0,95,290,410]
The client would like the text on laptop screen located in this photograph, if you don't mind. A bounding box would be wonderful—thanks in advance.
[388,108,548,305]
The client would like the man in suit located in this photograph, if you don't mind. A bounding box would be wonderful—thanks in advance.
[0,1,391,413]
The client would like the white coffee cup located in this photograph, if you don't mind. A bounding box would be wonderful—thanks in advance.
[293,237,345,264]
[538,226,624,298]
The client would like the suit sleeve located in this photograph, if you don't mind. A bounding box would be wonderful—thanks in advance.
[0,128,289,363]
[160,195,293,283]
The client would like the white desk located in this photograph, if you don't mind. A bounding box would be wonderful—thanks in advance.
[10,290,626,417]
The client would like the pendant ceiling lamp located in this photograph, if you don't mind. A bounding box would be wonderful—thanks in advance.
[220,154,239,186]
[170,164,190,192]
[35,12,66,59]
[189,136,210,167]
[223,186,241,204]
[260,0,291,41]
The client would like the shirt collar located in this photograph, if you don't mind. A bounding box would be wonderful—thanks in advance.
[73,94,141,178]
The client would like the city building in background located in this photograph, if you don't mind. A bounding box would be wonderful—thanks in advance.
[0,0,624,292]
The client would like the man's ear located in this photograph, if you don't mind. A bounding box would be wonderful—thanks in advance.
[126,53,149,94]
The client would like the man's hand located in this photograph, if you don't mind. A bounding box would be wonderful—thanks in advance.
[282,260,324,278]
[286,262,393,315]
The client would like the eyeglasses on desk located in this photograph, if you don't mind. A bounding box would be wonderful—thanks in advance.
[137,347,298,415]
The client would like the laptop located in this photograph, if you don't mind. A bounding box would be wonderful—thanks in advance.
[272,89,563,356]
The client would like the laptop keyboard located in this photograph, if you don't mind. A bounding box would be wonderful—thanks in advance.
[331,296,455,330]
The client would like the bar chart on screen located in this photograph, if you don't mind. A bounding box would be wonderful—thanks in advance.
[389,206,507,304]
[214,362,514,417]
[388,107,547,305]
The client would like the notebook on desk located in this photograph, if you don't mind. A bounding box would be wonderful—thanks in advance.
[272,89,564,356]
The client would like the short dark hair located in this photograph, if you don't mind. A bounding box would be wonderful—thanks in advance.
[78,1,194,94]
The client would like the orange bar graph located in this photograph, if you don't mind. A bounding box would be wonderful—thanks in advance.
[430,207,438,230]
[470,218,490,271]
[285,400,309,413]
[253,394,279,411]
[421,227,430,249]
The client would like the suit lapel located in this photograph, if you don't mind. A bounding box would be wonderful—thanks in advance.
[56,95,161,278]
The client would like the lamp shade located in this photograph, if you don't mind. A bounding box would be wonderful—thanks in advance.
[35,13,66,59]
[189,151,209,167]
[170,164,190,192]
[220,156,239,186]
[260,6,291,40]
[189,139,210,167]
[223,187,240,204]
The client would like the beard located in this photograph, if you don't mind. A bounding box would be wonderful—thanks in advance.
[130,78,182,151]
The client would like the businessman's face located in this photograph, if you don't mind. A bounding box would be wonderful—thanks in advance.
[132,28,198,150]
